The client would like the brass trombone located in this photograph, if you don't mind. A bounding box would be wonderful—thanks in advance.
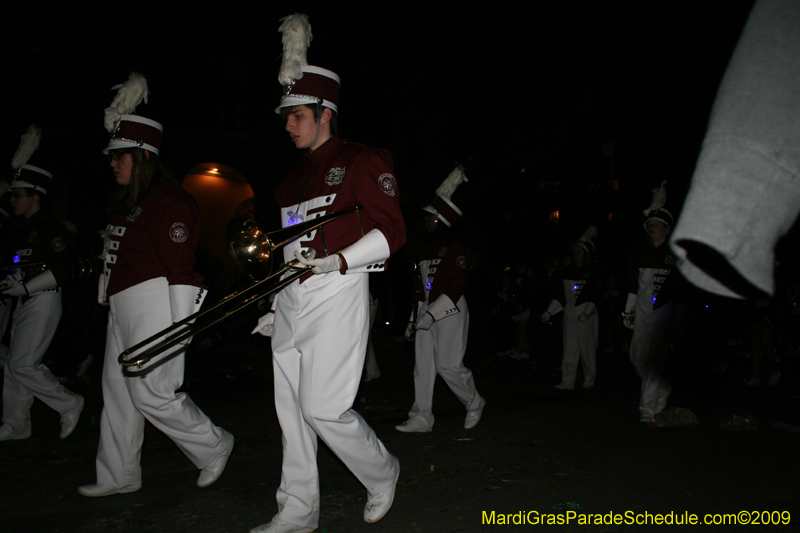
[118,205,363,369]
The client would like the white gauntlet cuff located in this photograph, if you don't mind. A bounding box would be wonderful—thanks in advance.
[169,285,207,323]
[339,229,390,273]
[545,299,563,316]
[427,294,459,321]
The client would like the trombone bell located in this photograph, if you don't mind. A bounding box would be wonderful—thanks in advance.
[227,216,277,282]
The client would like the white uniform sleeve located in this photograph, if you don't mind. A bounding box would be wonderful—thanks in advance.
[670,0,800,298]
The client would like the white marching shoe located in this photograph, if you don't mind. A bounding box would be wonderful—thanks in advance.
[464,396,486,429]
[249,517,315,533]
[395,416,433,433]
[60,395,84,439]
[364,457,400,523]
[198,435,234,488]
[0,424,31,441]
[78,483,141,497]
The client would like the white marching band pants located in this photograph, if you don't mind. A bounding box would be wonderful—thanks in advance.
[271,272,398,529]
[409,296,482,425]
[2,292,81,433]
[561,302,598,386]
[629,300,674,419]
[95,277,231,488]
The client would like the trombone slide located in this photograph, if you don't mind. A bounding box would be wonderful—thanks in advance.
[119,205,364,369]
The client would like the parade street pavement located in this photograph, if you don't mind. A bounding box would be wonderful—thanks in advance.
[2,324,798,532]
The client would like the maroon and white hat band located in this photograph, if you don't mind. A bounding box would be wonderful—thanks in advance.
[423,195,463,227]
[104,115,163,155]
[276,65,341,113]
[11,164,53,195]
[573,241,595,255]
[644,208,674,230]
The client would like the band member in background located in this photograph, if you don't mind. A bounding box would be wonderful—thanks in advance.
[623,183,677,424]
[78,74,233,497]
[395,166,485,433]
[0,125,84,442]
[249,14,405,533]
[542,226,600,390]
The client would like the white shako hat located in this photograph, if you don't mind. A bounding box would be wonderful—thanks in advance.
[10,124,53,195]
[423,166,468,227]
[274,14,341,114]
[642,180,674,229]
[573,225,598,255]
[103,72,163,155]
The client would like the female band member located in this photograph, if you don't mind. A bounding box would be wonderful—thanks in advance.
[79,76,232,496]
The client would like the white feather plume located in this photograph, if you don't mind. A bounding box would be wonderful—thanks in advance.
[644,180,668,216]
[11,124,41,169]
[278,13,312,86]
[436,165,468,200]
[104,72,149,132]
[579,225,598,242]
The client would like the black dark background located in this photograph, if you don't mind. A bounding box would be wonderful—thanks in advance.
[5,1,757,256]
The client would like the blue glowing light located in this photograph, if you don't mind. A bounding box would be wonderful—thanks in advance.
[12,255,20,264]
[286,211,304,226]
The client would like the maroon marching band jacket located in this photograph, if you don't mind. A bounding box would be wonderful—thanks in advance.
[275,135,406,282]
[13,211,71,287]
[552,264,600,308]
[100,179,206,300]
[416,234,475,309]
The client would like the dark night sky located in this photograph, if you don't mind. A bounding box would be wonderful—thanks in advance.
[4,1,756,255]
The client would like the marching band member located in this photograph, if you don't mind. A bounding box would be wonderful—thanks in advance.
[624,182,678,423]
[542,226,600,390]
[395,166,485,433]
[249,14,405,533]
[78,74,233,497]
[0,125,84,442]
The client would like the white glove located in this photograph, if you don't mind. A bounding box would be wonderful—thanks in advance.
[404,321,414,340]
[415,312,434,331]
[578,313,589,322]
[294,249,341,275]
[0,275,26,296]
[405,302,422,340]
[541,312,551,324]
[252,312,275,337]
[623,293,637,329]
